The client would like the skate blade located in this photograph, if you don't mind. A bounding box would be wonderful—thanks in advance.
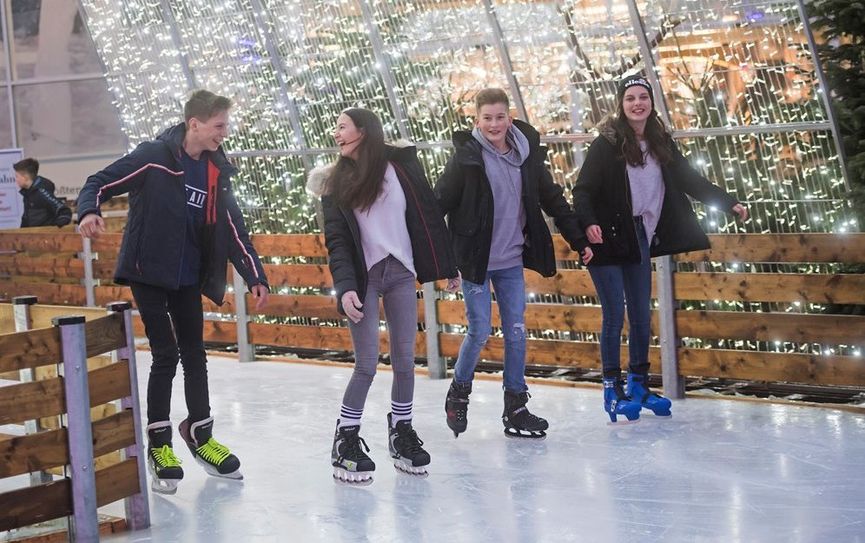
[606,417,640,426]
[333,467,374,486]
[393,460,429,478]
[151,479,179,495]
[503,428,547,440]
[194,457,243,480]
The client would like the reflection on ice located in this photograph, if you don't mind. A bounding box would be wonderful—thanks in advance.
[96,354,865,543]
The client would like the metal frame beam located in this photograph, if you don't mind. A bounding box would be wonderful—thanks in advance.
[159,0,197,90]
[482,0,529,121]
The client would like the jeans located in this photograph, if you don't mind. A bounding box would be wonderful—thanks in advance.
[343,256,419,410]
[588,219,652,379]
[454,264,528,393]
[131,282,210,425]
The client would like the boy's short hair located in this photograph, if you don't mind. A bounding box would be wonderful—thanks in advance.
[475,88,510,112]
[184,90,232,122]
[13,158,39,178]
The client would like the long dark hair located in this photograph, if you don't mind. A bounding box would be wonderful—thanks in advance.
[327,108,389,211]
[607,103,673,167]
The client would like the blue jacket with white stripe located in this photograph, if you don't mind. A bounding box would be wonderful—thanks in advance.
[76,123,267,305]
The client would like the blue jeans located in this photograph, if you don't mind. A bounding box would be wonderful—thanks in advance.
[454,264,528,393]
[588,219,652,379]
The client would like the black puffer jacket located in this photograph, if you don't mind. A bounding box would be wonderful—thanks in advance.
[572,126,740,266]
[311,144,457,315]
[434,120,588,284]
[76,123,267,305]
[20,177,72,228]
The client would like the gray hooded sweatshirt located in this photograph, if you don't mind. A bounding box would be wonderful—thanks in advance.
[472,124,530,272]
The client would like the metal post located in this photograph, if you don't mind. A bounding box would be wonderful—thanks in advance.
[233,267,254,362]
[655,256,684,398]
[482,0,529,121]
[423,283,444,379]
[107,302,150,531]
[624,0,674,125]
[795,0,851,190]
[53,315,99,543]
[358,1,411,139]
[623,0,682,395]
[81,236,95,307]
[0,0,18,147]
[13,296,54,485]
[158,0,197,90]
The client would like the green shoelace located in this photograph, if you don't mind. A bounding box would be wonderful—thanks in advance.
[196,438,232,465]
[151,444,182,467]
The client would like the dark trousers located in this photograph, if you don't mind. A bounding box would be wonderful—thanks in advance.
[131,282,210,425]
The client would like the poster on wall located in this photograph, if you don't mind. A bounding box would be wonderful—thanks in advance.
[0,149,25,230]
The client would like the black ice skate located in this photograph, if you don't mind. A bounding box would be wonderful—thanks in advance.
[445,379,471,438]
[178,416,242,480]
[146,421,183,495]
[502,390,548,439]
[332,421,376,486]
[387,413,430,477]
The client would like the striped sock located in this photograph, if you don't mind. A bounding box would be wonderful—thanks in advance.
[338,405,363,429]
[390,401,412,427]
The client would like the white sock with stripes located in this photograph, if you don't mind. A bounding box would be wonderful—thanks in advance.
[390,401,412,427]
[338,404,363,429]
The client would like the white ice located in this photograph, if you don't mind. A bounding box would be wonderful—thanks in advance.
[14,353,865,542]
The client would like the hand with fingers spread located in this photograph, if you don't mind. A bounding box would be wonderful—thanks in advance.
[341,290,364,323]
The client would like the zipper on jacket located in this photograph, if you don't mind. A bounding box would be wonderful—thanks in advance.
[392,162,441,278]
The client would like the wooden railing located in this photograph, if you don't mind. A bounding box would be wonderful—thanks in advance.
[0,299,149,539]
[1,228,863,389]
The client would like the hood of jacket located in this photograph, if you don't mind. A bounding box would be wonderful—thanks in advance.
[155,122,237,176]
[306,140,418,198]
[451,119,540,167]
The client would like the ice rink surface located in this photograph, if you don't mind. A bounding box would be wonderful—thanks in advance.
[88,353,865,543]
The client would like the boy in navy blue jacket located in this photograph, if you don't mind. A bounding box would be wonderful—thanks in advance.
[77,90,269,494]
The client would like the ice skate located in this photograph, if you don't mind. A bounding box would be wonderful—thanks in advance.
[146,421,183,495]
[627,372,672,417]
[444,380,471,438]
[604,378,642,424]
[179,416,243,480]
[332,421,375,486]
[387,413,430,477]
[502,390,548,439]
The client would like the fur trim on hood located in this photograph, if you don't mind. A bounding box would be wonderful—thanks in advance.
[306,163,334,197]
[594,115,619,145]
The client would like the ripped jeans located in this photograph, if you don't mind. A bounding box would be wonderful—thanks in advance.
[454,264,528,393]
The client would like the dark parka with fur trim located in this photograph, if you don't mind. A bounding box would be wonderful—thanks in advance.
[572,126,740,266]
[311,144,457,315]
[76,123,267,305]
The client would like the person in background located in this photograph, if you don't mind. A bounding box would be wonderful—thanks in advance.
[14,158,72,228]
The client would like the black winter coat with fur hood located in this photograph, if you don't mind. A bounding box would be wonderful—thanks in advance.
[307,143,457,315]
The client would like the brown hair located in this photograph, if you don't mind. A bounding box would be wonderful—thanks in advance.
[609,101,672,167]
[327,108,389,212]
[475,88,510,113]
[13,158,39,178]
[184,90,232,122]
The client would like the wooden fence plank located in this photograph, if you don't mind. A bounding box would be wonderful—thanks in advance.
[251,233,328,257]
[679,349,865,387]
[28,305,110,329]
[0,282,87,305]
[676,311,865,344]
[0,327,61,373]
[0,255,83,277]
[90,233,123,254]
[263,264,333,289]
[84,313,126,357]
[249,323,426,354]
[437,299,615,331]
[95,458,140,507]
[0,232,82,253]
[88,360,132,407]
[679,234,865,263]
[674,272,865,304]
[439,333,661,368]
[250,294,426,322]
[0,478,71,532]
[0,378,64,426]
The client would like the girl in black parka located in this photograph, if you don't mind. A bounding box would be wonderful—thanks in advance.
[573,75,748,424]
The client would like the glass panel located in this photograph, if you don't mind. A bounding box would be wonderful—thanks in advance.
[13,80,125,156]
[12,0,103,79]
[0,88,12,148]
